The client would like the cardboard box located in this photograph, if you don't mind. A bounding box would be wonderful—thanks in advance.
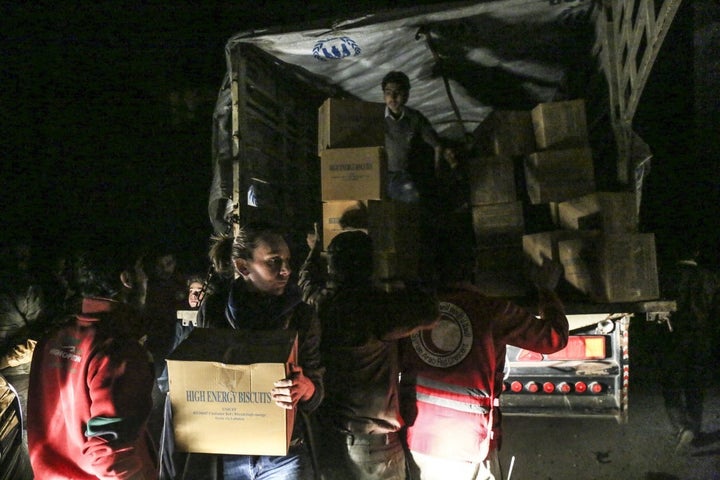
[531,99,589,149]
[522,230,599,266]
[557,192,638,233]
[318,98,385,154]
[367,200,422,281]
[558,233,659,303]
[471,201,525,247]
[367,199,422,252]
[321,147,386,201]
[467,156,517,205]
[524,146,596,204]
[474,110,536,156]
[322,200,368,250]
[474,244,532,298]
[373,250,420,282]
[167,329,298,456]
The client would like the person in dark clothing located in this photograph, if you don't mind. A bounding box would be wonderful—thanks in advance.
[0,240,49,430]
[168,222,324,480]
[657,243,720,455]
[144,247,188,385]
[299,229,439,480]
[434,142,475,277]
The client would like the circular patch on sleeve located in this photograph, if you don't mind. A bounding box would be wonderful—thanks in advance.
[410,301,473,367]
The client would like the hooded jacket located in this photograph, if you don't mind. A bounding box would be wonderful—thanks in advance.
[27,297,157,479]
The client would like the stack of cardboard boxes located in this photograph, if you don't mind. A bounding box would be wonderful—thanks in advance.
[318,97,659,303]
[318,97,423,281]
[512,99,659,303]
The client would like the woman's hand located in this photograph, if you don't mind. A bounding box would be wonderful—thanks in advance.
[271,363,316,410]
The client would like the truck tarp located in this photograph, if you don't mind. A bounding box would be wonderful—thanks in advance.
[210,0,606,232]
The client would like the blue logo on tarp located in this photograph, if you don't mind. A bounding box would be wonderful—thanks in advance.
[313,37,361,61]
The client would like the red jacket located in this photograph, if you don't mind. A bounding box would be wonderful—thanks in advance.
[27,298,158,479]
[400,284,568,463]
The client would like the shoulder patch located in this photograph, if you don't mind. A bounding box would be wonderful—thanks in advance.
[410,301,473,368]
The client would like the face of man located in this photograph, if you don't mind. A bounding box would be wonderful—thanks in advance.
[188,281,204,308]
[154,254,177,280]
[127,258,148,310]
[236,235,291,296]
[383,81,409,116]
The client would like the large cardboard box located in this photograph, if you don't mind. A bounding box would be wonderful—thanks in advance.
[524,146,595,204]
[531,99,589,149]
[471,201,525,247]
[522,230,598,266]
[558,233,659,303]
[557,192,638,233]
[321,147,386,201]
[467,156,517,205]
[318,98,385,154]
[167,329,298,456]
[473,110,536,156]
[322,200,368,250]
[474,243,532,298]
[367,200,422,280]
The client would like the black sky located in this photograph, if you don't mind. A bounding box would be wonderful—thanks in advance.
[2,1,448,270]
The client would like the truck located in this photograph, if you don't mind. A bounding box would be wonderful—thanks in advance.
[207,0,683,424]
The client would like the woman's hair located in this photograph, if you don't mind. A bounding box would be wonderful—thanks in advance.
[231,221,286,261]
[208,233,234,278]
[208,222,286,277]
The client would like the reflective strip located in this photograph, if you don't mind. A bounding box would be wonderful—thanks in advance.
[413,375,493,414]
[416,391,490,414]
[416,375,491,400]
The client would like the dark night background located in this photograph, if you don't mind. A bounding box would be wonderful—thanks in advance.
[2,1,718,273]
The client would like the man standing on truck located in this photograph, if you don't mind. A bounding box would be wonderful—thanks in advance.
[399,244,569,480]
[656,241,720,455]
[382,71,443,204]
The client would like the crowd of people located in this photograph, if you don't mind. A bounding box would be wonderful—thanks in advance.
[2,69,717,480]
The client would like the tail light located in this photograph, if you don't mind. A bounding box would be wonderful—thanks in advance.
[589,382,603,394]
[557,382,572,394]
[516,336,607,361]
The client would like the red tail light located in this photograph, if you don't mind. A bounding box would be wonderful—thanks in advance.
[557,382,572,394]
[525,382,539,393]
[510,381,523,392]
[574,381,588,393]
[517,336,607,361]
[542,382,555,393]
[589,382,603,394]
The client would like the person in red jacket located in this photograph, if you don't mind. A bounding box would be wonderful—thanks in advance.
[400,245,569,480]
[27,239,158,479]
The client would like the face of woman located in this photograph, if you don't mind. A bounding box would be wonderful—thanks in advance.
[237,235,292,296]
[187,281,204,308]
